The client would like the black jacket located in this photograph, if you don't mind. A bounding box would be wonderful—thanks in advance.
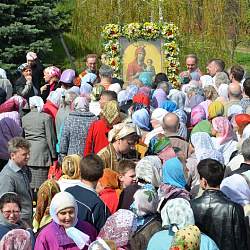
[190,189,248,250]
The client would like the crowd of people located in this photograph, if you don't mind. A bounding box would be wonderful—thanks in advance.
[0,51,249,249]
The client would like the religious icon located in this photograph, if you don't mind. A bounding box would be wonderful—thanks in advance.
[120,38,163,82]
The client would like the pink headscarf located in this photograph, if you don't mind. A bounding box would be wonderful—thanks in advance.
[212,117,233,144]
[138,86,151,100]
[0,229,31,250]
[44,66,61,79]
[199,100,212,119]
[190,105,206,126]
[10,96,27,112]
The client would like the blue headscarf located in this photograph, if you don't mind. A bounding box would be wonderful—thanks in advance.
[132,102,149,115]
[173,109,187,124]
[139,72,152,87]
[125,85,139,101]
[162,157,187,189]
[150,133,171,154]
[161,100,178,113]
[132,109,150,131]
[80,73,97,94]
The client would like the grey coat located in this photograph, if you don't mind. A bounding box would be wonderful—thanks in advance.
[0,160,33,226]
[22,109,57,167]
[60,111,98,160]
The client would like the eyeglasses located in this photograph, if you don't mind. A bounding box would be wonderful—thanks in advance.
[2,210,20,216]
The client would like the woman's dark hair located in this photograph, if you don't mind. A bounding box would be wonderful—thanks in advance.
[0,193,22,211]
[22,65,32,73]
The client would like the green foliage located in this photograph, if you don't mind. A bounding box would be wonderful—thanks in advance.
[0,0,71,82]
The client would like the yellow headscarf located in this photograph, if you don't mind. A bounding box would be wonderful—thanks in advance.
[208,101,224,118]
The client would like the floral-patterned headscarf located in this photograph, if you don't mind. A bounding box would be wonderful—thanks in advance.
[90,84,105,101]
[44,66,61,79]
[133,93,150,110]
[125,85,139,101]
[204,85,218,101]
[170,225,201,250]
[190,105,206,126]
[71,96,89,112]
[138,86,151,99]
[161,198,195,232]
[212,117,233,144]
[100,100,120,128]
[33,180,60,233]
[150,133,171,154]
[98,209,137,247]
[130,183,159,226]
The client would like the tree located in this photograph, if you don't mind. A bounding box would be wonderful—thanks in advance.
[0,0,71,82]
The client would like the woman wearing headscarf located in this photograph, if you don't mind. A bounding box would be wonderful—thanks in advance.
[42,91,61,126]
[0,229,32,250]
[33,180,60,236]
[200,75,213,88]
[60,96,98,161]
[138,72,152,88]
[133,93,150,113]
[89,84,105,116]
[41,66,61,102]
[173,109,188,141]
[151,88,168,109]
[22,96,57,193]
[204,85,218,101]
[169,225,201,250]
[187,106,206,141]
[169,90,186,110]
[148,198,219,250]
[57,155,82,191]
[199,100,212,119]
[97,123,139,170]
[55,91,77,140]
[120,85,139,114]
[232,113,250,140]
[117,155,162,210]
[189,94,204,110]
[0,96,26,171]
[129,184,161,250]
[211,117,237,165]
[98,209,137,250]
[0,193,35,248]
[84,100,120,155]
[144,108,169,145]
[89,238,117,250]
[158,157,192,204]
[96,169,123,214]
[132,109,151,141]
[190,101,224,138]
[35,192,97,249]
[161,100,178,113]
[138,86,151,100]
[80,73,97,95]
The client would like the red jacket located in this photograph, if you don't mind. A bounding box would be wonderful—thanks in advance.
[42,100,58,126]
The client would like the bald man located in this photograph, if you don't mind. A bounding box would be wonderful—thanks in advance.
[224,82,242,116]
[163,113,191,158]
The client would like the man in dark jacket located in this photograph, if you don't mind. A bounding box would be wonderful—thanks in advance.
[190,158,248,250]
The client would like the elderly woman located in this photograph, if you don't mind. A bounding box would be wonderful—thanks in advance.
[22,96,57,192]
[57,155,82,192]
[84,100,120,155]
[35,192,97,249]
[98,209,137,250]
[232,114,250,140]
[80,73,97,95]
[97,123,139,170]
[60,96,98,162]
[0,193,35,247]
[129,184,161,250]
[147,198,218,250]
[211,117,237,165]
[15,63,37,114]
[146,133,176,165]
[33,180,60,236]
[158,157,192,204]
[144,108,168,145]
[40,66,61,102]
[151,88,168,109]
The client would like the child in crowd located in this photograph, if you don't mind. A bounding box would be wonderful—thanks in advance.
[116,159,136,189]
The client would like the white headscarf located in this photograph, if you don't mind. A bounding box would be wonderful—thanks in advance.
[218,84,229,101]
[47,91,61,108]
[0,68,7,79]
[200,75,213,87]
[221,174,250,204]
[49,192,90,249]
[29,96,44,113]
[108,83,121,94]
[151,108,169,124]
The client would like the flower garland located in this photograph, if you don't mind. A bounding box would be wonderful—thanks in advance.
[102,22,180,88]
